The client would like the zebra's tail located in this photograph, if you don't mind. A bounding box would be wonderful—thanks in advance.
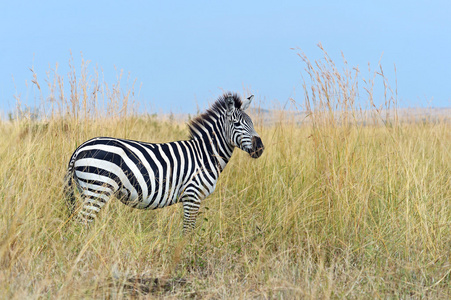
[63,156,77,216]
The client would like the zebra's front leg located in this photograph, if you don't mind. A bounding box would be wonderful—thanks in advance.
[182,199,201,234]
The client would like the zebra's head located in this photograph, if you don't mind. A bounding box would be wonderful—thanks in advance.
[225,95,264,159]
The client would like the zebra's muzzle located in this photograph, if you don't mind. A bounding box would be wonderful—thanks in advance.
[250,136,264,158]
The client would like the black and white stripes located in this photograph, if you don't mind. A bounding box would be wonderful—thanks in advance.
[64,92,264,232]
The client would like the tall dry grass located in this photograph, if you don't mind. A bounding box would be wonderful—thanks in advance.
[0,49,450,298]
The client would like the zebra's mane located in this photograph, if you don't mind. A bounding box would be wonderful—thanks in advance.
[188,92,242,139]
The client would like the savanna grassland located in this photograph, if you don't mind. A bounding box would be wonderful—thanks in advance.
[0,51,450,299]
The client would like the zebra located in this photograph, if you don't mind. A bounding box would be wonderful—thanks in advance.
[64,92,264,233]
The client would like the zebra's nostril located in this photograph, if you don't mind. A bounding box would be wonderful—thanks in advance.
[251,136,264,158]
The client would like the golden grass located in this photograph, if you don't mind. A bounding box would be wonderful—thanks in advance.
[0,50,450,298]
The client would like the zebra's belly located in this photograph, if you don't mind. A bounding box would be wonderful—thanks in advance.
[120,183,183,210]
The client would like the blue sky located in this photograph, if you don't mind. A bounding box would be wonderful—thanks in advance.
[1,1,450,115]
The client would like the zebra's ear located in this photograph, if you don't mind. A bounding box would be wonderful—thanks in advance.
[225,96,235,116]
[241,95,253,111]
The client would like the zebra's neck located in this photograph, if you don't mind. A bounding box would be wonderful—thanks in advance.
[188,113,234,172]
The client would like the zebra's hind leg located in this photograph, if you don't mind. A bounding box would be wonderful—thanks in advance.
[76,189,111,225]
[182,200,201,234]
